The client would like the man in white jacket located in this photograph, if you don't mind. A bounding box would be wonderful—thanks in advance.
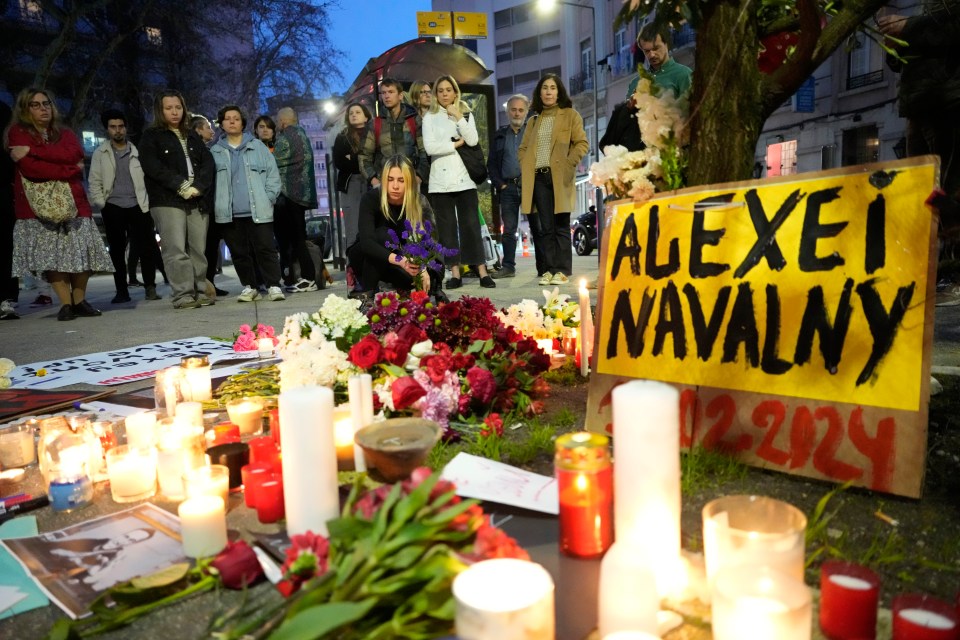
[88,109,161,303]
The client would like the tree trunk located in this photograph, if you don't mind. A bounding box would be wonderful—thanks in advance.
[686,0,765,187]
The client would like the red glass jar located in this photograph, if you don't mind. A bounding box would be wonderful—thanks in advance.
[556,432,613,558]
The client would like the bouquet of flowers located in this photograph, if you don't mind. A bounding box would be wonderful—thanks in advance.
[498,288,580,340]
[385,219,458,291]
[232,323,278,352]
[276,295,371,393]
[212,469,528,640]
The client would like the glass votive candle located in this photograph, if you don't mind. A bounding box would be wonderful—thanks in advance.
[561,327,578,356]
[453,559,555,640]
[555,432,613,558]
[0,423,37,468]
[893,594,960,640]
[47,435,94,512]
[179,495,227,558]
[175,402,204,427]
[155,366,183,417]
[206,422,241,448]
[702,495,807,584]
[225,398,265,437]
[257,337,275,357]
[184,464,231,506]
[205,442,249,491]
[255,475,285,523]
[124,411,158,449]
[106,445,157,503]
[180,354,212,402]
[247,436,280,471]
[820,560,881,639]
[711,566,812,640]
[241,463,272,508]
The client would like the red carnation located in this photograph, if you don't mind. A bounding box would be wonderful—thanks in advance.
[348,335,383,369]
[466,366,497,405]
[392,376,427,410]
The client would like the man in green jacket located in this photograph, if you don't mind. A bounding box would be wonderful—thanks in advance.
[626,23,692,100]
[274,106,318,292]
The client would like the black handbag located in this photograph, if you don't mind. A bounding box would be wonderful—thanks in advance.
[455,114,488,185]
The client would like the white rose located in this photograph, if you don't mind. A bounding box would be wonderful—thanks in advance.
[0,376,11,390]
[0,358,13,376]
[409,340,434,358]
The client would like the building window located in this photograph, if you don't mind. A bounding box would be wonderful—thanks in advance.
[19,0,42,22]
[846,34,883,90]
[515,70,540,86]
[494,8,511,29]
[540,30,560,53]
[842,125,879,166]
[512,3,532,24]
[514,36,539,59]
[497,76,514,94]
[580,38,593,81]
[144,26,162,46]
[496,42,513,63]
[765,139,798,176]
[614,28,628,56]
[543,66,561,78]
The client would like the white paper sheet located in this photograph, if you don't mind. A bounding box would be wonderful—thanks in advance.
[441,453,558,515]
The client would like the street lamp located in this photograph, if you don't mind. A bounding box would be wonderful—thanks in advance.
[536,0,598,167]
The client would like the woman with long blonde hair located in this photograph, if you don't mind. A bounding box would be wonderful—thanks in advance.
[6,87,113,321]
[421,74,494,290]
[348,155,442,300]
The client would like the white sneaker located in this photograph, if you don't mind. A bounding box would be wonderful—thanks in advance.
[237,286,261,302]
[551,273,570,285]
[539,272,553,286]
[267,286,286,301]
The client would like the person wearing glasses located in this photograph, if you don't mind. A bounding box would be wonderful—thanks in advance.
[5,87,113,321]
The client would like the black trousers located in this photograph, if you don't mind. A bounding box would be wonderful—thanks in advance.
[221,218,282,288]
[531,172,572,276]
[430,188,483,267]
[102,203,157,290]
[347,230,441,294]
[204,218,224,282]
[274,195,315,283]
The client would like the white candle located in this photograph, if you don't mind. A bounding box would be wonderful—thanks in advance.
[597,542,659,638]
[257,337,274,357]
[611,380,682,597]
[124,412,157,449]
[898,608,956,629]
[225,398,264,437]
[180,357,212,401]
[453,559,555,640]
[175,402,204,427]
[711,567,812,640]
[106,446,156,502]
[579,279,593,377]
[536,338,555,355]
[157,367,181,417]
[279,385,338,536]
[348,374,371,472]
[184,464,230,506]
[179,495,227,558]
[828,574,873,590]
[157,432,187,499]
[0,425,36,468]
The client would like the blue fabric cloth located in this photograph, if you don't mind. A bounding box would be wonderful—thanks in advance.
[228,142,251,218]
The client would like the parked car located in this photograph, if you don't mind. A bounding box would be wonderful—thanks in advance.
[571,209,597,256]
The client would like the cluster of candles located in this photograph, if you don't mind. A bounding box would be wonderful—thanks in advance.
[450,379,960,640]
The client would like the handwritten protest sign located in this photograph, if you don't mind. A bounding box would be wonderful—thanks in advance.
[9,337,250,390]
[586,157,939,497]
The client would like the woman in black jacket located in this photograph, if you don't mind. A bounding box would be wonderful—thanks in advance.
[333,102,371,251]
[139,90,215,309]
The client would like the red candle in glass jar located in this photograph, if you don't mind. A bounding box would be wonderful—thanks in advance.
[248,436,280,471]
[208,422,241,447]
[256,475,284,523]
[555,432,613,558]
[241,463,272,508]
[820,560,880,639]
[268,409,280,446]
[893,594,960,640]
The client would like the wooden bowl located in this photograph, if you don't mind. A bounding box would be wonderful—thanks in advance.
[354,418,442,483]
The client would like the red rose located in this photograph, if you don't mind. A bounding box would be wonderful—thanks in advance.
[211,540,264,589]
[392,376,427,411]
[348,335,383,369]
[385,339,413,367]
[466,366,497,405]
[397,322,427,344]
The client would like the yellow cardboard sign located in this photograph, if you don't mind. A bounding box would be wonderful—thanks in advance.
[597,162,937,412]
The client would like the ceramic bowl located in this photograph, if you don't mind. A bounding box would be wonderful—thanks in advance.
[354,418,442,482]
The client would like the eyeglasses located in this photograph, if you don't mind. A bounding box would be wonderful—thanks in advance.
[28,100,52,109]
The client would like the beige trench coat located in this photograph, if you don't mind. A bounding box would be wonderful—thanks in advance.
[518,107,589,215]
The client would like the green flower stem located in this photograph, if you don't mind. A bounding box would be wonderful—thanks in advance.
[78,575,217,636]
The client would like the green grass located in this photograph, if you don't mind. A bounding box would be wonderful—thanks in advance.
[680,446,749,495]
[542,359,585,386]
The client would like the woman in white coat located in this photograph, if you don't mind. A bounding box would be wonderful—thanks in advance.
[421,75,494,290]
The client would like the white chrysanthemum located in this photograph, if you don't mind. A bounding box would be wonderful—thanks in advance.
[316,294,367,339]
[0,358,14,376]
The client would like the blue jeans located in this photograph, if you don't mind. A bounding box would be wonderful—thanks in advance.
[498,182,520,270]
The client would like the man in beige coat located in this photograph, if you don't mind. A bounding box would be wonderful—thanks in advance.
[518,74,589,285]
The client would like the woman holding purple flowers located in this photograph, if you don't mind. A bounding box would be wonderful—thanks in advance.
[348,155,447,301]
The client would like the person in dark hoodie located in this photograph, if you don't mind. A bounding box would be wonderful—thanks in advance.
[210,105,285,304]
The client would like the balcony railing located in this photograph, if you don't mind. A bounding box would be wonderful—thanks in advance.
[569,70,594,96]
[846,70,884,91]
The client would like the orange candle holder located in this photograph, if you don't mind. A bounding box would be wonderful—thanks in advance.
[556,432,613,558]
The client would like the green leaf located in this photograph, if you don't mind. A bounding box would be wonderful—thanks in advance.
[420,498,480,526]
[379,362,407,378]
[370,484,403,543]
[390,472,439,528]
[327,516,375,542]
[45,618,80,640]
[270,599,376,640]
